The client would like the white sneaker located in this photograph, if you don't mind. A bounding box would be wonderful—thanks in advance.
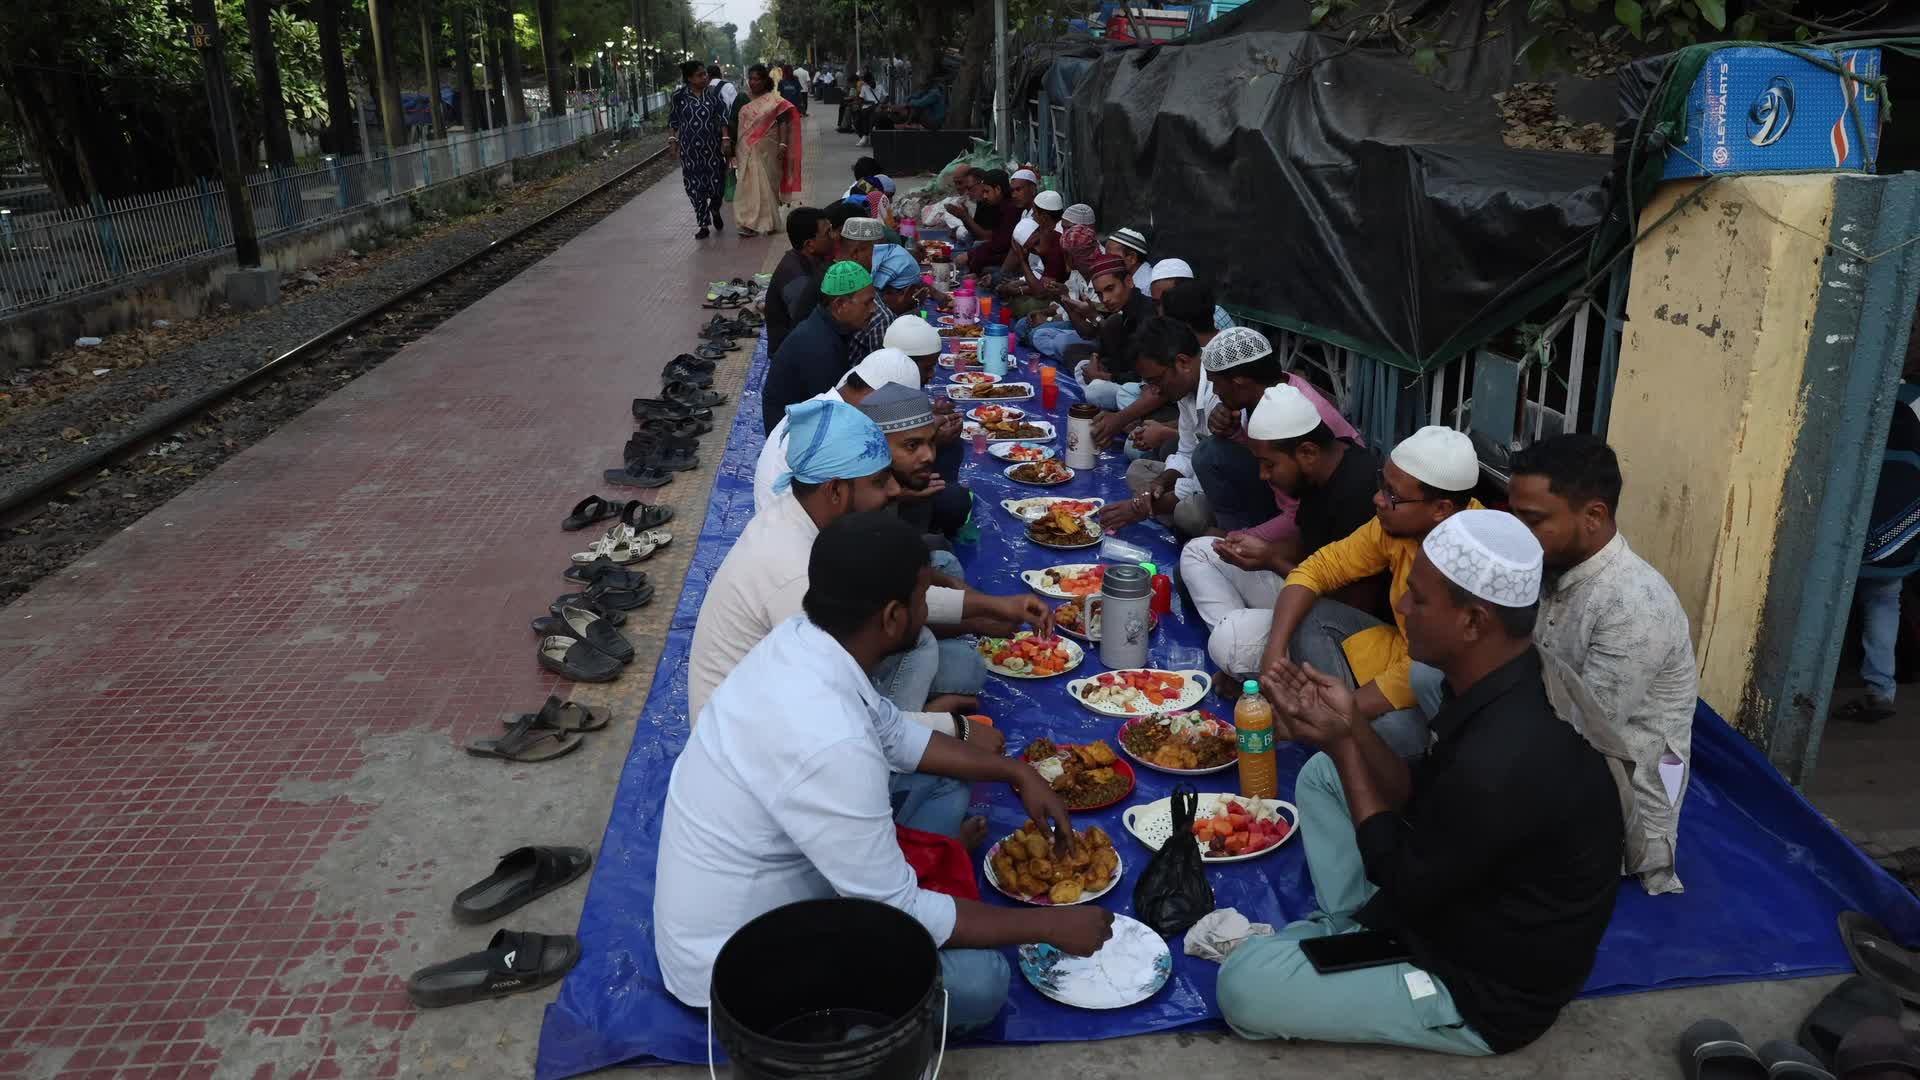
[856,135,870,146]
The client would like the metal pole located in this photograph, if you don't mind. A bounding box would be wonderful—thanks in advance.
[854,0,862,81]
[993,0,1009,158]
[478,4,495,130]
[189,0,261,267]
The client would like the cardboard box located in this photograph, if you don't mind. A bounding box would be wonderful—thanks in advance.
[1663,46,1883,179]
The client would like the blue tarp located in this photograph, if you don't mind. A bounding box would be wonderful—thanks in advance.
[534,332,1920,1078]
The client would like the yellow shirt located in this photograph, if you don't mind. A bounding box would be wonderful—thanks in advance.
[1283,500,1483,709]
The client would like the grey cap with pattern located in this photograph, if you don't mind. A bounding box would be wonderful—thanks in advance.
[1201,325,1273,373]
[841,216,885,241]
[1421,509,1542,609]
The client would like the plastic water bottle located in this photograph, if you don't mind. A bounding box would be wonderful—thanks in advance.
[980,323,1009,377]
[1234,681,1279,799]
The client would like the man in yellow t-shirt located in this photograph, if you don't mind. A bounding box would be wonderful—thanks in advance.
[1254,426,1480,757]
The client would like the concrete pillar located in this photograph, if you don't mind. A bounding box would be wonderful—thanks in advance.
[1608,172,1920,782]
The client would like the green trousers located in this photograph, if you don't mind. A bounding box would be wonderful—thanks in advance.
[1215,752,1494,1056]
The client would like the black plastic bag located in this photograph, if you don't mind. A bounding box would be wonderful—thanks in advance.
[1132,783,1215,937]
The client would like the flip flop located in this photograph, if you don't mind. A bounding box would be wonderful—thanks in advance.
[451,847,595,924]
[1682,1020,1769,1079]
[548,593,628,625]
[561,495,619,532]
[1801,978,1903,1069]
[553,605,633,663]
[621,500,675,531]
[692,343,731,361]
[510,695,607,733]
[1840,912,1920,1009]
[466,713,583,762]
[1834,1017,1920,1078]
[1759,1041,1837,1079]
[604,462,674,489]
[562,559,649,589]
[537,635,621,682]
[406,929,580,1008]
[662,380,725,408]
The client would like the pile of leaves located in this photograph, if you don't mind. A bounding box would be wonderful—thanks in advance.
[1493,82,1612,154]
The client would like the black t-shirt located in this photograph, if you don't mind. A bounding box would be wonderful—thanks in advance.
[765,249,817,355]
[1096,289,1155,383]
[1296,442,1381,556]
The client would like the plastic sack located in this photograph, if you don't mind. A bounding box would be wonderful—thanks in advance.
[1131,783,1215,937]
[724,167,736,202]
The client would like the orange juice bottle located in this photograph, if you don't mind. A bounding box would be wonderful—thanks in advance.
[1234,680,1279,799]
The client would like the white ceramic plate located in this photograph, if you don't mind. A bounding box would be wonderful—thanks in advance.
[1053,597,1159,645]
[1002,462,1076,487]
[1114,711,1237,775]
[1065,670,1213,717]
[949,371,998,389]
[952,381,1035,403]
[989,441,1057,463]
[1020,563,1104,599]
[983,834,1124,906]
[968,405,1027,423]
[1121,793,1299,864]
[1019,915,1171,1010]
[1000,496,1105,522]
[977,632,1084,679]
[963,420,1056,443]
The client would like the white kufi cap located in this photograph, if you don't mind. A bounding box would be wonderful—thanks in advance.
[1149,258,1195,283]
[882,314,942,357]
[1202,325,1272,373]
[1421,509,1543,608]
[1390,425,1478,492]
[839,348,921,391]
[1246,384,1322,441]
[1010,168,1040,185]
[1033,190,1065,212]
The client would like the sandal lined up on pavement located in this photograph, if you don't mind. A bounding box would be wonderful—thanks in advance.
[537,634,621,682]
[452,846,594,924]
[554,580,653,614]
[562,559,649,589]
[1840,911,1920,1009]
[407,929,580,1008]
[1680,1019,1768,1079]
[662,379,725,408]
[513,695,606,733]
[561,495,620,532]
[621,500,674,531]
[1801,976,1903,1066]
[466,713,583,762]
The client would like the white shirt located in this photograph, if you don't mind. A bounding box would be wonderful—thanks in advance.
[717,80,739,110]
[1012,218,1046,278]
[1163,376,1215,502]
[859,83,879,104]
[795,67,811,90]
[1132,261,1153,295]
[688,492,967,718]
[755,389,842,513]
[656,617,956,1008]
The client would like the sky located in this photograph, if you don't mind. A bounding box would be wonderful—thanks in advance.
[702,0,767,43]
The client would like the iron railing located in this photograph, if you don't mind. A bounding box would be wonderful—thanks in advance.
[0,108,616,317]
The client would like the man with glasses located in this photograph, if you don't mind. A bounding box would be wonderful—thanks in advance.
[1250,426,1482,758]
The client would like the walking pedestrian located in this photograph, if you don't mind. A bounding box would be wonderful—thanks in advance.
[669,60,732,239]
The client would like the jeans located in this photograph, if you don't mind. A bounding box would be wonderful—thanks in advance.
[871,626,987,710]
[1244,598,1431,758]
[890,771,970,835]
[888,772,1012,1033]
[1193,435,1278,533]
[1215,754,1493,1055]
[1859,575,1903,701]
[1031,321,1096,360]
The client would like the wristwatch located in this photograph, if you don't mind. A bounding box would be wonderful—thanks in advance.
[951,711,971,742]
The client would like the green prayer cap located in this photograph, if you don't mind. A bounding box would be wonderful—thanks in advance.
[821,261,873,297]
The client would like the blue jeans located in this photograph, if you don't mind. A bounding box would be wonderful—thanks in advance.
[1071,358,1143,412]
[871,627,987,709]
[1030,320,1094,360]
[1859,575,1903,701]
[1288,599,1430,758]
[889,774,1010,1033]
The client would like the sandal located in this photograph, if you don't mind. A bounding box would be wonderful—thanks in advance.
[662,379,726,408]
[1834,1016,1920,1078]
[631,397,713,422]
[1840,911,1920,1008]
[637,414,711,439]
[563,559,649,589]
[1680,1019,1768,1079]
[669,351,717,372]
[452,846,594,924]
[466,713,583,762]
[1756,1041,1835,1080]
[556,581,654,613]
[570,534,652,565]
[511,695,607,733]
[622,500,675,531]
[662,361,715,389]
[604,462,674,489]
[692,343,731,361]
[561,495,619,532]
[406,929,580,1008]
[1801,976,1902,1066]
[552,604,634,663]
[537,634,622,682]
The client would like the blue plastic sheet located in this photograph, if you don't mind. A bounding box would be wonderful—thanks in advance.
[535,335,1920,1078]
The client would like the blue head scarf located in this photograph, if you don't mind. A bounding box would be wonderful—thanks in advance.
[870,244,921,290]
[774,398,893,495]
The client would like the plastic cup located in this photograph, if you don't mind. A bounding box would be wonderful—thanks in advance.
[1041,380,1059,411]
[1100,536,1154,564]
[972,432,988,457]
[980,296,995,321]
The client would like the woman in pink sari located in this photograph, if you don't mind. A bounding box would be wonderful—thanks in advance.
[731,64,803,237]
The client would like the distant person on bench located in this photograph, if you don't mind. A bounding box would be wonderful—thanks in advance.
[1217,510,1624,1057]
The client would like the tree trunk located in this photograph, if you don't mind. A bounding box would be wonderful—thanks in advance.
[246,0,297,166]
[453,5,480,131]
[368,0,408,148]
[495,0,529,124]
[909,0,943,95]
[949,0,993,132]
[418,0,448,137]
[534,0,564,116]
[316,0,358,153]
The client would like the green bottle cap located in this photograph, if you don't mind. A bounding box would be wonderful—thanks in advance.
[1140,561,1157,575]
[1243,680,1259,695]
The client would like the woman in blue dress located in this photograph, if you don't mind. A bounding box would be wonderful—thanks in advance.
[668,60,732,239]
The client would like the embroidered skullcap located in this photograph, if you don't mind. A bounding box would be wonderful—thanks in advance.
[869,243,921,290]
[820,260,873,297]
[1422,509,1543,609]
[1245,384,1321,441]
[840,216,886,242]
[871,174,896,195]
[1203,325,1273,373]
[1107,227,1149,256]
[1063,203,1096,226]
[1149,258,1195,283]
[1033,190,1065,212]
[1010,168,1040,185]
[775,398,892,494]
[1390,425,1479,492]
[883,314,942,357]
[1086,254,1129,283]
[840,348,921,392]
[856,382,935,433]
[1062,225,1100,272]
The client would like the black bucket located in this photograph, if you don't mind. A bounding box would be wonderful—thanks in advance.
[711,897,942,1079]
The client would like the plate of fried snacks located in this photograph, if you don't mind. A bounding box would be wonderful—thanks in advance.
[983,819,1122,905]
[1115,710,1237,774]
[1026,507,1103,549]
[1021,737,1135,810]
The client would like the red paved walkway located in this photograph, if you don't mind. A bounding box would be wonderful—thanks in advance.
[0,154,771,1079]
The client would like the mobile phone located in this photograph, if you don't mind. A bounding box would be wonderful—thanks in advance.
[1298,931,1414,975]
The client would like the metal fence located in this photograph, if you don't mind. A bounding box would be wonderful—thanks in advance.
[0,107,616,318]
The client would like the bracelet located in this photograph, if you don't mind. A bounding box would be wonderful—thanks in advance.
[951,711,970,741]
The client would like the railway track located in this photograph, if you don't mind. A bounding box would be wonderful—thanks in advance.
[0,140,672,605]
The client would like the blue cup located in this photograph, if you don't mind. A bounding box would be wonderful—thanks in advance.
[980,323,1010,377]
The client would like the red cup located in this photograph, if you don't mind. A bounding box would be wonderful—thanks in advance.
[1041,381,1059,411]
[972,432,988,457]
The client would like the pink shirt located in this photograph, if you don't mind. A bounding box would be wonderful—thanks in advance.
[1234,375,1362,545]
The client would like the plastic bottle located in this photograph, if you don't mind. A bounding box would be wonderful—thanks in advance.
[1234,680,1279,799]
[1144,562,1172,618]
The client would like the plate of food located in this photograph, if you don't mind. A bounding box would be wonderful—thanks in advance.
[1066,669,1212,717]
[1001,496,1102,521]
[1027,509,1104,550]
[965,419,1056,443]
[990,441,1056,463]
[940,322,985,339]
[1020,737,1136,810]
[1019,914,1171,1010]
[1122,793,1298,863]
[937,341,982,367]
[1005,460,1074,487]
[950,370,998,389]
[984,821,1123,906]
[1053,596,1158,643]
[1116,710,1238,774]
[1020,563,1104,599]
[953,381,1035,402]
[922,240,954,261]
[969,404,1027,424]
[976,631,1083,678]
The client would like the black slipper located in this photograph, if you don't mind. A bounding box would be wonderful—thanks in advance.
[627,433,700,461]
[511,695,607,733]
[1834,1017,1920,1078]
[638,414,711,439]
[406,929,580,1008]
[1682,1020,1769,1079]
[662,380,726,408]
[646,446,699,473]
[451,846,594,924]
[537,635,621,682]
[549,593,629,625]
[605,462,673,489]
[632,397,713,421]
[556,582,654,613]
[622,500,675,530]
[554,605,633,663]
[670,351,717,371]
[662,362,714,389]
[692,343,731,361]
[700,314,747,337]
[466,713,583,762]
[563,560,649,589]
[1801,977,1902,1068]
[1760,1041,1837,1079]
[561,495,619,532]
[1840,911,1920,1009]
